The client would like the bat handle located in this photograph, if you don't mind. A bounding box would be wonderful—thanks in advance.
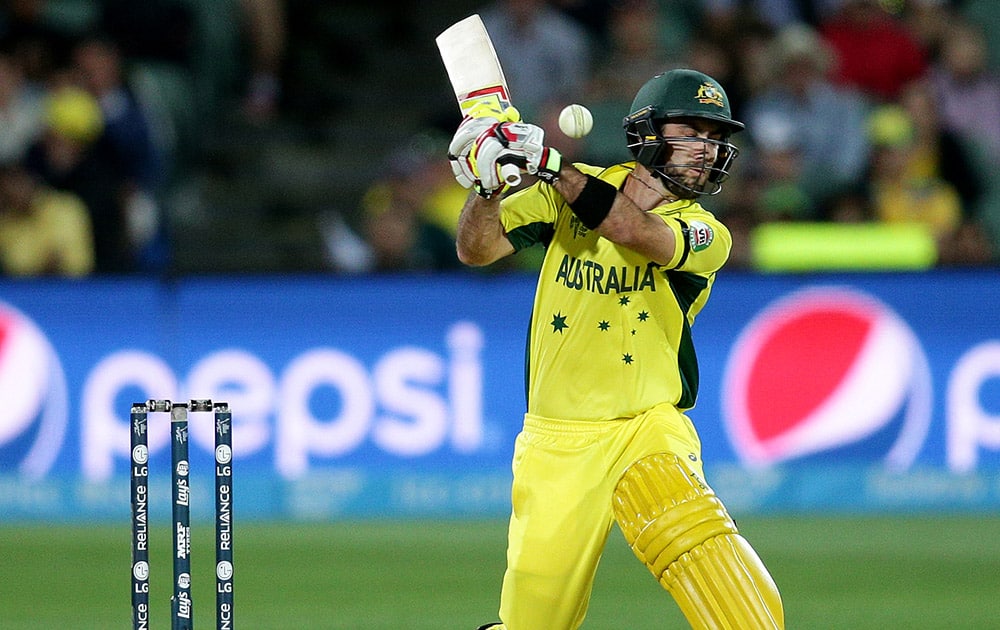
[498,157,522,187]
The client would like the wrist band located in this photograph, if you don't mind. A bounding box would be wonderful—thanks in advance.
[535,147,563,184]
[569,175,616,229]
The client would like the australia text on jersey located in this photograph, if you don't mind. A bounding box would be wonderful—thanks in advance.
[554,254,658,294]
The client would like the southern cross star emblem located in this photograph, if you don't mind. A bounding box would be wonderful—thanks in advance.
[550,312,569,333]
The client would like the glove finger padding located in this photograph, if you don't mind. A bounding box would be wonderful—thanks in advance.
[449,155,476,189]
[470,134,521,193]
[494,122,544,155]
[471,121,544,190]
[449,116,499,164]
[448,104,522,163]
[487,122,560,182]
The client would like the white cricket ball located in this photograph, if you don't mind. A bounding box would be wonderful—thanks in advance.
[558,104,593,139]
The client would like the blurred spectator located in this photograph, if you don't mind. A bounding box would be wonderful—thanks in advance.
[819,0,928,102]
[550,0,616,48]
[322,140,463,273]
[930,12,1000,257]
[699,0,820,30]
[748,116,815,223]
[936,219,995,267]
[866,104,958,237]
[0,50,45,164]
[581,0,682,164]
[0,162,94,277]
[927,18,1000,164]
[824,185,871,224]
[479,0,592,122]
[23,85,132,273]
[585,0,678,107]
[960,0,1000,74]
[871,90,996,266]
[97,0,195,66]
[410,134,472,240]
[688,10,775,118]
[900,0,956,61]
[897,78,986,216]
[237,0,286,124]
[0,0,81,86]
[74,35,165,190]
[743,22,871,217]
[359,199,458,273]
[71,33,170,272]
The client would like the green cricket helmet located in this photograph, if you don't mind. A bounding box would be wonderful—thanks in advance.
[624,69,744,197]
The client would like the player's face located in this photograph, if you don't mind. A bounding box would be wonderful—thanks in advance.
[660,118,725,189]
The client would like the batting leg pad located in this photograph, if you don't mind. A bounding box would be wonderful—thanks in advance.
[612,453,784,629]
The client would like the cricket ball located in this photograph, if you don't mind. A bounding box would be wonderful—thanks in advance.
[558,104,593,139]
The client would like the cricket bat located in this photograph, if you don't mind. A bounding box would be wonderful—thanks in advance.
[436,14,522,186]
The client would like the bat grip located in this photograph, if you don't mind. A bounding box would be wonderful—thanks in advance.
[498,156,523,187]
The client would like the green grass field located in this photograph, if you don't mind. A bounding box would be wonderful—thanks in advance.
[2,515,999,629]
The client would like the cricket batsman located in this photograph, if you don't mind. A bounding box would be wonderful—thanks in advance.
[447,68,784,629]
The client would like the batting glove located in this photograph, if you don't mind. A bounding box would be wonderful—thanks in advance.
[491,122,562,184]
[492,121,545,156]
[447,103,522,189]
[472,121,548,192]
[468,136,519,197]
[467,120,547,195]
[449,117,496,188]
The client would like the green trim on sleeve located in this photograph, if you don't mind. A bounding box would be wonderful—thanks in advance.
[506,221,555,252]
[665,269,710,409]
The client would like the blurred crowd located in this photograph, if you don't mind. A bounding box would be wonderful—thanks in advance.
[338,0,1000,274]
[0,0,283,277]
[1,0,998,277]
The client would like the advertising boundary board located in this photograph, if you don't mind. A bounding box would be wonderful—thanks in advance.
[1,271,998,521]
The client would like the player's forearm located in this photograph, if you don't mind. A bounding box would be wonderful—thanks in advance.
[552,165,676,266]
[455,192,512,266]
[598,195,677,266]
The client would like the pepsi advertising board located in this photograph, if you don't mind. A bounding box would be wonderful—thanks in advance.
[1,271,999,522]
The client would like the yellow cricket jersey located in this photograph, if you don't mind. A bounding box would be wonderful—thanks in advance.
[0,189,95,277]
[500,162,731,421]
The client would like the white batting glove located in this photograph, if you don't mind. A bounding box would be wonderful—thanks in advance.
[491,122,558,183]
[468,122,546,193]
[470,139,521,195]
[449,115,498,189]
[493,122,545,156]
[447,103,522,189]
[449,116,497,155]
[449,151,479,189]
[493,123,553,177]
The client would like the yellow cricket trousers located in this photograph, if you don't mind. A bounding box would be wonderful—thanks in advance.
[498,402,704,629]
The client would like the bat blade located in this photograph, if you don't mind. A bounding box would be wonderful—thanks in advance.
[436,14,521,186]
[436,14,511,115]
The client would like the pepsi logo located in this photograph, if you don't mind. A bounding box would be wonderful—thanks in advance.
[722,287,932,469]
[0,302,69,478]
